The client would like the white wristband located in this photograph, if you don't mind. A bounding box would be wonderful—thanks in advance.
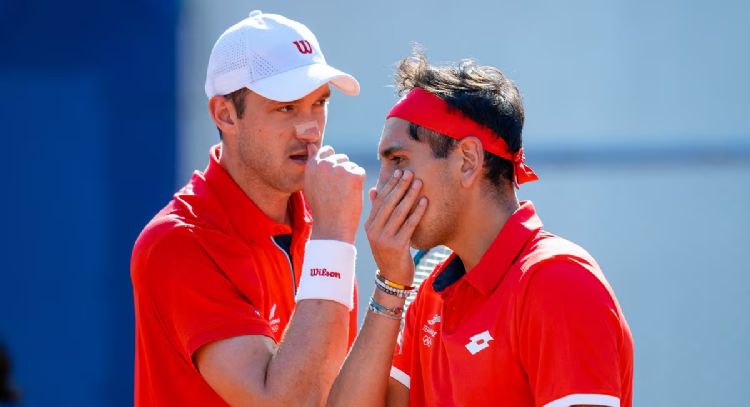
[296,240,357,310]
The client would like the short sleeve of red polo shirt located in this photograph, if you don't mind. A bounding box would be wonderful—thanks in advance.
[518,260,624,407]
[137,226,272,361]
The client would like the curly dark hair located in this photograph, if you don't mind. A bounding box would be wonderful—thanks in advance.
[395,49,525,188]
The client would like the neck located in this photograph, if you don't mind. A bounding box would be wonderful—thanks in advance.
[218,145,292,226]
[447,189,519,271]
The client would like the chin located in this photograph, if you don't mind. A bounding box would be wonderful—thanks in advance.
[410,212,454,250]
[278,176,304,194]
[410,228,437,251]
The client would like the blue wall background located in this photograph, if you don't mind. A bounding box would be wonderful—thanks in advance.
[0,0,176,405]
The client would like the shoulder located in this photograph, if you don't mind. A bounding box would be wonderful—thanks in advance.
[518,231,599,273]
[515,232,618,313]
[131,214,207,289]
[131,173,242,285]
[526,260,611,301]
[131,205,268,299]
[514,265,623,340]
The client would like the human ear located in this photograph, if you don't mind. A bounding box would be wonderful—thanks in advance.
[208,96,238,137]
[456,137,485,188]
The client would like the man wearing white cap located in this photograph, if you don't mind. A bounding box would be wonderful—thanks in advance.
[131,11,364,406]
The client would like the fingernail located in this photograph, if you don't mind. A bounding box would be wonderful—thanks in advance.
[394,169,402,178]
[402,170,412,179]
[411,179,422,189]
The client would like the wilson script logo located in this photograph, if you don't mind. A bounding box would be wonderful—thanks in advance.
[310,268,341,279]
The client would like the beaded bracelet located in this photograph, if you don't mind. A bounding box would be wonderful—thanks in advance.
[375,273,415,291]
[368,297,404,320]
[374,277,411,299]
[369,305,402,320]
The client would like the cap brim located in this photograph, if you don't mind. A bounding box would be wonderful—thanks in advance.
[247,63,360,102]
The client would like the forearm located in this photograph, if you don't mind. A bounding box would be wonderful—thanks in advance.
[327,167,423,406]
[257,236,357,405]
[327,289,403,407]
[264,299,349,406]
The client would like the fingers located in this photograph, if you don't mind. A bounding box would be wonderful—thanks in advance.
[325,152,364,176]
[339,160,366,176]
[366,169,405,227]
[382,178,423,237]
[306,143,319,160]
[364,189,378,229]
[317,145,335,161]
[365,170,401,229]
[369,170,415,232]
[308,143,335,163]
[364,169,427,282]
[365,169,427,245]
[327,153,350,165]
[395,196,428,242]
[375,170,402,205]
[307,145,363,176]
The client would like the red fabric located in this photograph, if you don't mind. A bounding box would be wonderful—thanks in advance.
[131,145,358,406]
[391,202,633,406]
[386,87,539,188]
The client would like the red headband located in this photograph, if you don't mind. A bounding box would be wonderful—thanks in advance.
[386,87,538,189]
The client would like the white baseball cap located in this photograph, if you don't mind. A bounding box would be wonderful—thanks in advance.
[204,10,360,102]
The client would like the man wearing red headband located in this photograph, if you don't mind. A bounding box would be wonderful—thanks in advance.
[328,51,633,406]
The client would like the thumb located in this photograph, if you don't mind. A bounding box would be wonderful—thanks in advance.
[368,188,377,203]
[306,143,320,165]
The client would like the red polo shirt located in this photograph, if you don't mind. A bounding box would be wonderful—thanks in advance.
[131,145,358,406]
[391,202,633,407]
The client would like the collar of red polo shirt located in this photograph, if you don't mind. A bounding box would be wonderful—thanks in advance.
[386,87,539,189]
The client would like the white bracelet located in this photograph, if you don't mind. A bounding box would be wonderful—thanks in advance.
[295,240,357,310]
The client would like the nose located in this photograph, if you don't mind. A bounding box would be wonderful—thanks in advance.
[294,120,321,143]
[294,119,322,144]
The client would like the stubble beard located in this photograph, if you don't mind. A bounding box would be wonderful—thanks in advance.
[238,143,304,196]
[410,199,456,251]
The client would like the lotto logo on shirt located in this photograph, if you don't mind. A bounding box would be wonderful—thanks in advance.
[465,330,494,355]
[310,268,341,279]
